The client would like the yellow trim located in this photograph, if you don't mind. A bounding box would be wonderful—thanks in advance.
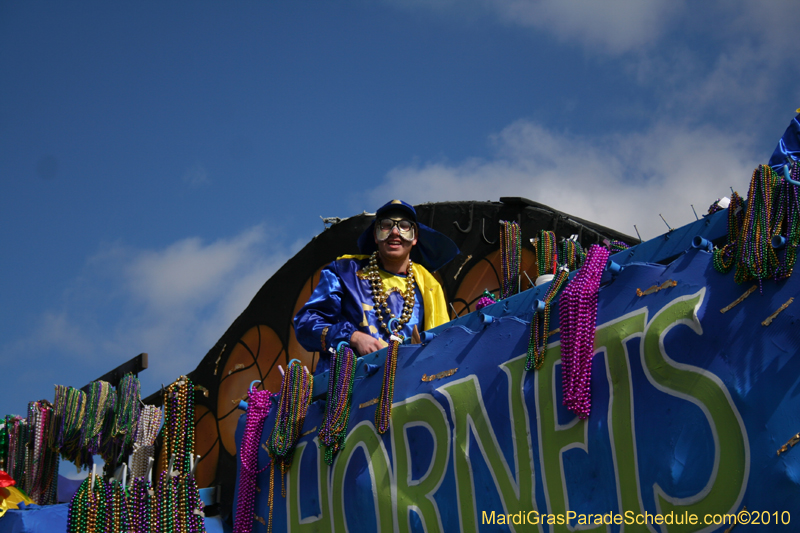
[413,263,449,331]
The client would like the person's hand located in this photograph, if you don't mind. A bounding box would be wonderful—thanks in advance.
[349,331,387,356]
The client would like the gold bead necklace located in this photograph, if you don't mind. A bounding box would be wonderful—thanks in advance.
[365,251,416,336]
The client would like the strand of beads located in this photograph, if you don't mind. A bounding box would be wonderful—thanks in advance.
[179,472,207,533]
[233,387,275,533]
[55,386,88,466]
[735,165,780,285]
[82,381,116,457]
[474,289,498,311]
[499,221,522,299]
[4,417,23,482]
[266,360,313,533]
[712,192,744,274]
[606,240,629,253]
[319,343,357,464]
[67,473,109,533]
[366,251,416,336]
[526,268,570,371]
[375,336,401,434]
[50,385,67,451]
[534,230,558,278]
[773,162,800,280]
[153,470,207,533]
[130,404,162,478]
[25,400,59,504]
[67,476,92,533]
[108,478,130,533]
[707,198,726,215]
[0,417,8,471]
[24,401,43,501]
[558,238,586,271]
[127,476,152,533]
[559,244,609,419]
[153,471,178,533]
[111,373,142,462]
[159,376,195,476]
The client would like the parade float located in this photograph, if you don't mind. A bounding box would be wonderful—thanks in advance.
[1,114,799,532]
[217,116,800,533]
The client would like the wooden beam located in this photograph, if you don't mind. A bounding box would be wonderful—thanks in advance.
[82,352,148,390]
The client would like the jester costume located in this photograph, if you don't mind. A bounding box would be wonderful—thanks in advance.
[294,200,459,374]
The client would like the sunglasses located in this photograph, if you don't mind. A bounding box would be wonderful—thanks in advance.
[375,218,415,242]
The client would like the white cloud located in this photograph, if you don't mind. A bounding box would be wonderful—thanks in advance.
[387,0,800,121]
[124,226,266,314]
[487,0,682,53]
[4,225,292,395]
[366,118,759,241]
[386,0,684,53]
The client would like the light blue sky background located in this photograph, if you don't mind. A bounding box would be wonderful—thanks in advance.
[2,1,798,420]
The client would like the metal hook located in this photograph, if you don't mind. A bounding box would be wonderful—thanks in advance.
[783,164,800,186]
[481,218,497,244]
[453,204,473,233]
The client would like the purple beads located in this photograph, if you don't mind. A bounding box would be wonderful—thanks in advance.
[559,244,609,419]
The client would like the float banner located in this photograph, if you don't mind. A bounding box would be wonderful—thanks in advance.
[234,247,800,532]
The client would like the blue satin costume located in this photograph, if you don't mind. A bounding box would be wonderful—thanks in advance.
[294,255,446,374]
[769,113,800,171]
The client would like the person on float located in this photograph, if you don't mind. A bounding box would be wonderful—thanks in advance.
[294,199,459,374]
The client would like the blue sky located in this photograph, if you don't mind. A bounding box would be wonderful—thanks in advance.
[1,0,798,419]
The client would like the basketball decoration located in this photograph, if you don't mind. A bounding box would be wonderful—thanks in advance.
[450,248,537,317]
[193,404,219,489]
[216,325,285,456]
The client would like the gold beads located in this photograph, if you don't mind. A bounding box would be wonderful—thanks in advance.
[366,252,416,336]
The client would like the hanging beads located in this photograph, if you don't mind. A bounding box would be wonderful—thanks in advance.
[128,477,152,533]
[0,417,8,472]
[713,192,745,274]
[318,343,357,464]
[735,164,781,285]
[375,336,401,435]
[160,376,195,476]
[24,400,59,505]
[111,373,142,462]
[81,381,116,457]
[559,244,609,419]
[526,268,570,371]
[108,478,130,533]
[499,221,522,299]
[233,387,275,533]
[54,385,88,466]
[558,238,586,271]
[533,230,558,279]
[773,162,800,280]
[67,473,109,533]
[266,360,313,533]
[130,404,162,479]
